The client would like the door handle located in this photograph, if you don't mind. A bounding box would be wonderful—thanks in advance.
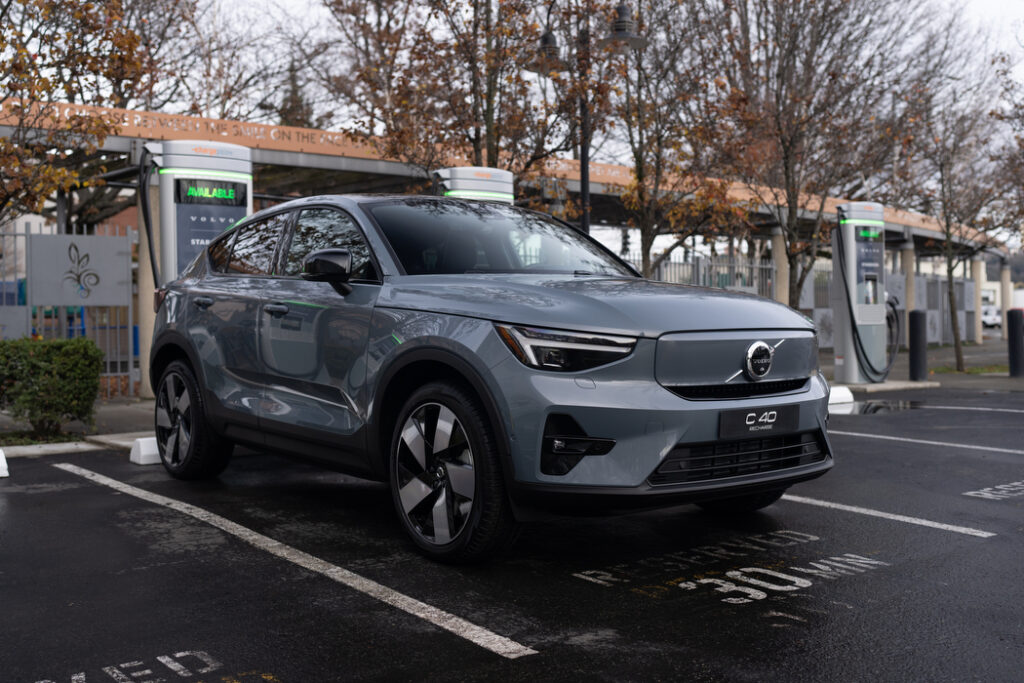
[264,303,290,317]
[193,296,214,309]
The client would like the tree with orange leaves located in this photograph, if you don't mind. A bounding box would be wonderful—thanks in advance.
[306,0,581,192]
[0,0,143,226]
[616,0,750,278]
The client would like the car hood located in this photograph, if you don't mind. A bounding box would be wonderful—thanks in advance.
[377,275,813,337]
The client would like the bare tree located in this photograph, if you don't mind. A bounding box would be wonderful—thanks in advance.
[906,66,1018,370]
[614,0,750,277]
[305,0,448,173]
[695,0,959,307]
[305,0,583,189]
[168,2,290,121]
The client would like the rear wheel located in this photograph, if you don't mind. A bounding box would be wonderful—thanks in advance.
[696,489,786,514]
[155,360,232,480]
[389,381,517,563]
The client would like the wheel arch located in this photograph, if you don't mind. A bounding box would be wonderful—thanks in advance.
[370,348,512,483]
[150,331,202,390]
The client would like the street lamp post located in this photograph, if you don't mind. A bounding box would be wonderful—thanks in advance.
[530,2,645,234]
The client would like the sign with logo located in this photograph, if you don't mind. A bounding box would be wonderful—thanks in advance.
[28,235,131,306]
[719,404,799,439]
[744,340,774,381]
[173,179,247,272]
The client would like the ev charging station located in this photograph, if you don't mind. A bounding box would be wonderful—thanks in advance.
[831,202,891,384]
[433,166,515,204]
[144,140,253,282]
[136,139,252,399]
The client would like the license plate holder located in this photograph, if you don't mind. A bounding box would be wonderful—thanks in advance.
[719,404,799,439]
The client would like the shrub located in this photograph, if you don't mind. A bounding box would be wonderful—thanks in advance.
[0,337,104,435]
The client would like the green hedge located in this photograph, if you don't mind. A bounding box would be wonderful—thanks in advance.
[0,337,104,435]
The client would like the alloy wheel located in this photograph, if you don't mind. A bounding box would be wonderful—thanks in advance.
[156,371,193,467]
[394,402,476,545]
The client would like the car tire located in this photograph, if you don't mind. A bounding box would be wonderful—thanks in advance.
[696,489,786,514]
[155,360,232,480]
[389,381,517,563]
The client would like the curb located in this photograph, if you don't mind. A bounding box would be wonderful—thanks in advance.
[86,431,155,451]
[0,441,105,458]
[841,380,942,393]
[0,431,153,459]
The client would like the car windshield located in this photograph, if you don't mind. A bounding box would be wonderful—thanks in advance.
[367,198,636,277]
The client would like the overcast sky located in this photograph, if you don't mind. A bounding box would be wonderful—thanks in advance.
[965,0,1024,50]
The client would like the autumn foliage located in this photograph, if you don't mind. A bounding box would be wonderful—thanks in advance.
[0,0,143,225]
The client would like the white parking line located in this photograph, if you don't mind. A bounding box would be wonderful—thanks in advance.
[782,495,997,538]
[828,430,1024,456]
[926,405,1024,415]
[53,463,537,660]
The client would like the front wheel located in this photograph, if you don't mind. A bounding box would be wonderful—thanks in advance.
[155,360,232,480]
[389,381,517,563]
[696,489,787,514]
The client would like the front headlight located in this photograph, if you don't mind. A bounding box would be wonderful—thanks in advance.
[495,324,636,371]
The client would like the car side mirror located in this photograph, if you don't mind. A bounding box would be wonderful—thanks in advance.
[302,249,353,295]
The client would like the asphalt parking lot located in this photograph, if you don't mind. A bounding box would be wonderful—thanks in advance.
[2,385,1023,682]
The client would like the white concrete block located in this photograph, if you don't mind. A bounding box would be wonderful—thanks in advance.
[130,437,161,466]
[828,401,857,416]
[0,449,8,477]
[828,385,855,405]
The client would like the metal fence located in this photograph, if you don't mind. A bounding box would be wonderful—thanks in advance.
[0,219,137,398]
[623,252,776,300]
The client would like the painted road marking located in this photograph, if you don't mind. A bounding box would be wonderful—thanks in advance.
[53,463,537,660]
[963,479,1024,500]
[782,495,997,538]
[576,544,889,606]
[659,554,889,605]
[35,650,225,683]
[572,530,821,587]
[828,430,1024,456]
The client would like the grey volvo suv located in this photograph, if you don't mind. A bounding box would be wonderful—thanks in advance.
[151,195,833,562]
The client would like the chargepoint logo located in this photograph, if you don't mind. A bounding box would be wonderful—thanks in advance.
[745,341,774,381]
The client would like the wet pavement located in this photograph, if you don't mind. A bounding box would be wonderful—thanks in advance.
[2,384,1023,682]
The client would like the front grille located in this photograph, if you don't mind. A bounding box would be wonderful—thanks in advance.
[648,431,826,486]
[666,378,809,400]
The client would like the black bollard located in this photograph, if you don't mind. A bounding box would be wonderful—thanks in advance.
[909,309,928,381]
[1010,309,1024,378]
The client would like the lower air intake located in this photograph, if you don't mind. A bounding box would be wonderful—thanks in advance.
[648,431,826,486]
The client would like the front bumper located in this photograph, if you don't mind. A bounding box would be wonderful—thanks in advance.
[488,337,832,511]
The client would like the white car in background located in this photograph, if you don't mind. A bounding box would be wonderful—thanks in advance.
[982,305,1002,328]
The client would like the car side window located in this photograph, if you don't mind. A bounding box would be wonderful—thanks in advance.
[225,213,288,276]
[284,207,378,281]
[207,231,235,273]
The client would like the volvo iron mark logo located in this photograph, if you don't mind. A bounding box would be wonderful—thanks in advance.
[745,341,774,381]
